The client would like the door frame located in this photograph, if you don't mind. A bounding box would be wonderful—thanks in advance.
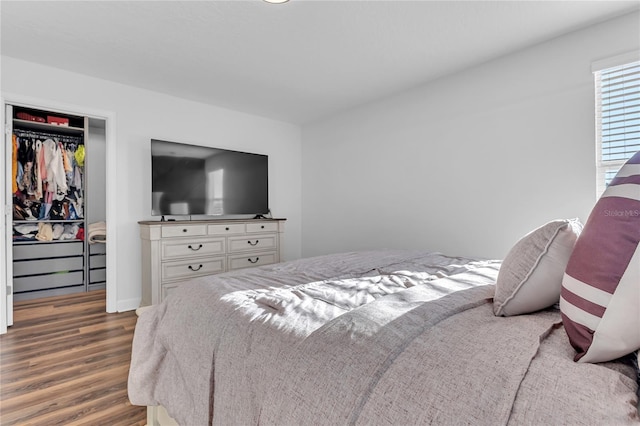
[1,93,118,332]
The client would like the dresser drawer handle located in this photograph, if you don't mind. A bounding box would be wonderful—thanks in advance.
[182,229,188,233]
[188,244,203,251]
[247,240,259,246]
[188,264,203,271]
[225,227,230,231]
[248,257,260,264]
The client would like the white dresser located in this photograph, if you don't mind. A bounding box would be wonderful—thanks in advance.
[139,219,286,306]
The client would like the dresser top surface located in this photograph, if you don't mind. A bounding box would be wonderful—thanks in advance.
[138,218,286,226]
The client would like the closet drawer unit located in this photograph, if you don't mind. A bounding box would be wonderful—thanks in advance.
[161,237,225,260]
[14,271,84,293]
[228,233,277,253]
[208,223,246,236]
[13,256,84,276]
[90,243,107,255]
[161,256,226,282]
[90,254,106,268]
[228,251,278,271]
[246,222,279,233]
[13,241,83,260]
[90,269,106,284]
[161,224,207,238]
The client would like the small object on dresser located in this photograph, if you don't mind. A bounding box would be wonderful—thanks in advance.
[46,116,69,126]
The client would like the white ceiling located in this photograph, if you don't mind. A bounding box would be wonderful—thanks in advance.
[2,1,639,125]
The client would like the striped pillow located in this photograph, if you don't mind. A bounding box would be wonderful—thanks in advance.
[560,151,640,363]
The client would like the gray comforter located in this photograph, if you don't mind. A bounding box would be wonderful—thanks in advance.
[128,250,639,425]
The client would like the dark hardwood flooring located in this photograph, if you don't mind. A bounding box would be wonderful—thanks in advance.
[0,290,147,425]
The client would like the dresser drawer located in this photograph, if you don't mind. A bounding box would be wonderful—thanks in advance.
[228,233,277,253]
[161,237,225,260]
[161,256,226,282]
[161,224,207,238]
[246,222,279,233]
[162,281,182,300]
[228,251,277,271]
[208,223,246,236]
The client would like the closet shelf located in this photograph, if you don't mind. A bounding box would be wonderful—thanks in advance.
[13,220,84,224]
[13,239,84,245]
[13,119,84,135]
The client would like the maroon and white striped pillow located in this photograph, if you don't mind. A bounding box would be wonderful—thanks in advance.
[560,150,640,363]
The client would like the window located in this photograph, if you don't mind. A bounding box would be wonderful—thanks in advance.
[594,55,640,196]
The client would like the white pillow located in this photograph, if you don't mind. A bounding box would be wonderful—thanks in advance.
[493,219,582,317]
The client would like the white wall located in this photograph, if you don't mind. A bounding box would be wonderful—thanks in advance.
[1,57,302,311]
[301,11,640,260]
[87,121,106,224]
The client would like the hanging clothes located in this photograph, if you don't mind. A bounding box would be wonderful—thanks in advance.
[12,129,84,222]
[34,140,43,200]
[17,137,36,195]
[12,134,18,194]
[42,138,68,196]
[75,144,85,167]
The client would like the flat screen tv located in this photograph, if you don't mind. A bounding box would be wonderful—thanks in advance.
[151,139,269,217]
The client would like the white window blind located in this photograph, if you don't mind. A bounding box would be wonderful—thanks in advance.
[594,58,640,196]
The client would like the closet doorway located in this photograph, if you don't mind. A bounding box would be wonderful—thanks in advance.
[2,97,116,332]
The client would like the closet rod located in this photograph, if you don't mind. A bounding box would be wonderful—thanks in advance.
[13,130,84,144]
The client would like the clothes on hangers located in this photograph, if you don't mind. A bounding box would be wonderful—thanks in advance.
[42,138,67,195]
[12,134,18,193]
[12,130,84,221]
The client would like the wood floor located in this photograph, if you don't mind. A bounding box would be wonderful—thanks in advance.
[0,290,147,425]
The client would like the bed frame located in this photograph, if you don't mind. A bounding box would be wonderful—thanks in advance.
[144,390,640,425]
[147,405,177,426]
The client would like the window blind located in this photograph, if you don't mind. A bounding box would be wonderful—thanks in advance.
[595,59,640,196]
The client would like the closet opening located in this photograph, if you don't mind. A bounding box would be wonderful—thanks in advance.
[7,104,107,309]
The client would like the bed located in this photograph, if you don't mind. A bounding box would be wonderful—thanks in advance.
[129,151,640,425]
[128,249,639,425]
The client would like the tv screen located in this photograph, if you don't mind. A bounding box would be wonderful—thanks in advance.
[151,139,269,217]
